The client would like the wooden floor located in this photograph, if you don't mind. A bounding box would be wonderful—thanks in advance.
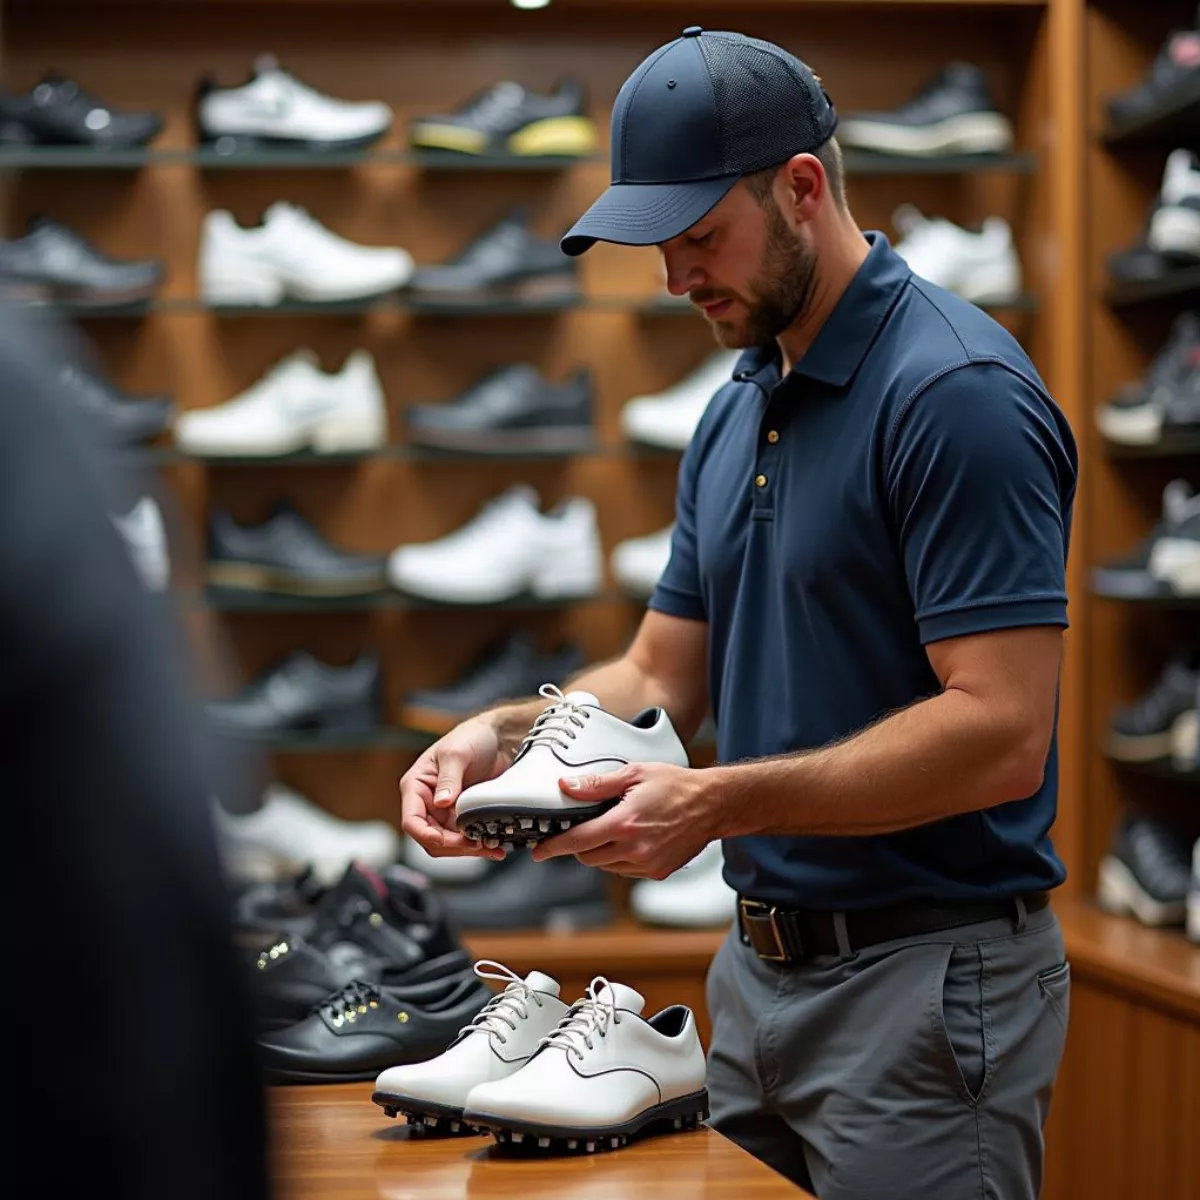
[270,1083,810,1199]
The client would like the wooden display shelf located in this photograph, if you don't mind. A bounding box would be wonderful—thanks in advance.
[1105,266,1200,307]
[1107,756,1199,785]
[1088,585,1200,608]
[0,144,1038,174]
[1056,894,1200,1022]
[1102,431,1200,459]
[145,440,679,466]
[199,586,637,613]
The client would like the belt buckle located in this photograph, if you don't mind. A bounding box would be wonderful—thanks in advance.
[739,898,791,963]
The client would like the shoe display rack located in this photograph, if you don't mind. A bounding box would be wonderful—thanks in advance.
[2,1,1194,1193]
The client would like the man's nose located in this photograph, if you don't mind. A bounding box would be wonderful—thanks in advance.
[661,248,704,297]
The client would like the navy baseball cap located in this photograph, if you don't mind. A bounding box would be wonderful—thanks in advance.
[561,27,837,256]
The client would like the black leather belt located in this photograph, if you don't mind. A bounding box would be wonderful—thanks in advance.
[738,891,1050,964]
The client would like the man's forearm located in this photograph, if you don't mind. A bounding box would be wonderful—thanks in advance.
[710,688,1049,838]
[484,655,688,761]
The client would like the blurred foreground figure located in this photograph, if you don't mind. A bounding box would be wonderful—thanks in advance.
[1,307,269,1199]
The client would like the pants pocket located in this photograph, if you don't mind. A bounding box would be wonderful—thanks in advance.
[1036,961,1071,1029]
[932,943,991,1106]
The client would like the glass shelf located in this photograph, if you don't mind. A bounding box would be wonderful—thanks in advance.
[0,146,1038,174]
[1102,431,1200,459]
[1105,268,1200,308]
[1089,582,1200,608]
[200,586,631,613]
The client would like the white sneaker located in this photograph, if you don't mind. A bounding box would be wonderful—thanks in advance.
[212,784,400,884]
[1149,151,1200,261]
[198,202,413,305]
[386,484,603,604]
[1147,480,1200,595]
[620,351,739,449]
[403,837,490,885]
[892,204,1021,305]
[112,496,169,592]
[611,524,674,597]
[630,842,736,929]
[463,977,708,1150]
[197,54,393,150]
[455,684,688,848]
[373,961,569,1129]
[174,349,387,457]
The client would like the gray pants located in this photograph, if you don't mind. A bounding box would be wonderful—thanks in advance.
[706,903,1070,1199]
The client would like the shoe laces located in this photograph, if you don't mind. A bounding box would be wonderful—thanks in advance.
[458,960,545,1046]
[519,684,592,755]
[318,978,383,1023]
[540,976,619,1063]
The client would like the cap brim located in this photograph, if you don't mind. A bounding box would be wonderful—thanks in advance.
[560,176,740,256]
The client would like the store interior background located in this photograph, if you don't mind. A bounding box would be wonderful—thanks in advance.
[1,1,1196,1196]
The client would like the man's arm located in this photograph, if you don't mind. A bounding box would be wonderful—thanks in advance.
[485,608,710,759]
[707,625,1062,838]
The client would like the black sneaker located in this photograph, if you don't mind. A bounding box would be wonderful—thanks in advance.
[1098,815,1192,926]
[256,972,494,1084]
[233,865,328,942]
[1092,480,1200,598]
[0,217,163,306]
[406,210,579,310]
[1096,312,1199,446]
[409,80,596,159]
[398,632,585,735]
[440,849,611,932]
[1163,356,1200,435]
[0,75,162,148]
[1106,24,1200,130]
[206,651,380,739]
[56,360,174,446]
[207,503,387,597]
[406,365,594,453]
[838,63,1013,157]
[1107,655,1200,762]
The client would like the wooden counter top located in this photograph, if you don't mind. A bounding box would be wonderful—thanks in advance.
[271,1083,810,1199]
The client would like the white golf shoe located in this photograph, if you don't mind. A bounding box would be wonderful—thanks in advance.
[892,204,1022,305]
[610,524,674,598]
[463,977,708,1152]
[619,351,739,449]
[630,841,737,929]
[373,961,569,1132]
[455,684,688,849]
[174,348,387,457]
[199,201,413,306]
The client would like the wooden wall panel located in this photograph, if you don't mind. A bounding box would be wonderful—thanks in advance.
[1044,970,1200,1200]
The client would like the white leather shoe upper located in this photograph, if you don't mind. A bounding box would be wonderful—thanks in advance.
[200,203,413,301]
[611,524,674,597]
[630,841,737,928]
[213,784,400,884]
[619,350,739,449]
[386,485,602,604]
[174,349,385,456]
[375,962,568,1107]
[464,978,706,1129]
[199,57,393,143]
[891,204,1021,302]
[456,685,688,821]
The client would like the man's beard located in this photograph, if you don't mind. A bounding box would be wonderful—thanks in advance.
[700,203,818,348]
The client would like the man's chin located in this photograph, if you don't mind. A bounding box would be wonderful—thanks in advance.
[711,321,757,350]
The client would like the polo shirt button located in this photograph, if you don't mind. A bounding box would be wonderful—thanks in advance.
[755,473,768,488]
[767,430,779,444]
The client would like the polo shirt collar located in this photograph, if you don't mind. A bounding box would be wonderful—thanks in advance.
[733,231,911,390]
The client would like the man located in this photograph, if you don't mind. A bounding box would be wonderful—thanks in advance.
[400,27,1076,1200]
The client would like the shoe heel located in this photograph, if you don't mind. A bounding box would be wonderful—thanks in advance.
[311,409,388,453]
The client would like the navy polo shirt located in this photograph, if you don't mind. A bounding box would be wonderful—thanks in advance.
[650,233,1078,909]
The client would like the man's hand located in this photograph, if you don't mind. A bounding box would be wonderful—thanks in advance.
[531,762,718,879]
[399,718,510,860]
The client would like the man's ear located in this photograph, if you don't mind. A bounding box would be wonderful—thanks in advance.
[777,153,824,221]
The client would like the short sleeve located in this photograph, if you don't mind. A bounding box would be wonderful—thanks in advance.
[648,431,707,621]
[885,361,1077,644]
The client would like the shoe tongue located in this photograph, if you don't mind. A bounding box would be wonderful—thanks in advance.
[595,980,645,1014]
[562,690,601,709]
[523,971,561,997]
